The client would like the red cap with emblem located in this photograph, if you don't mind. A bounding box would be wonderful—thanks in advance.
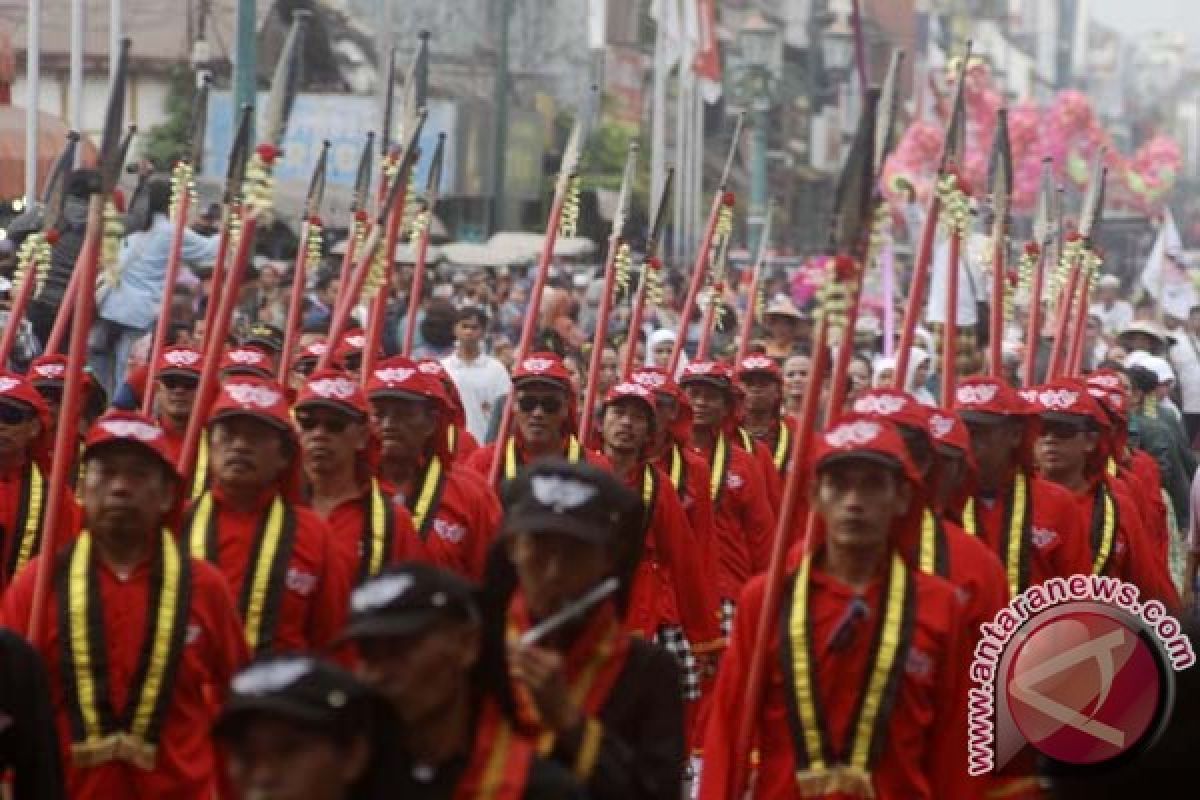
[416,359,467,428]
[27,354,69,387]
[679,360,735,391]
[630,367,692,445]
[208,376,296,437]
[512,352,574,391]
[600,381,657,417]
[810,413,922,487]
[927,408,972,456]
[156,345,203,378]
[84,410,180,478]
[294,370,370,418]
[1029,380,1109,429]
[851,388,933,439]
[365,356,448,408]
[952,376,1030,420]
[292,340,338,373]
[1086,371,1128,420]
[735,354,782,382]
[219,346,278,379]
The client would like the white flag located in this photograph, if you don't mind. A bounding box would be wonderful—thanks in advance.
[1141,208,1196,319]
[651,0,684,68]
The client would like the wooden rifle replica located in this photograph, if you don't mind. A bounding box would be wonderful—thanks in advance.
[402,132,447,356]
[620,167,674,378]
[985,108,1013,377]
[277,139,330,380]
[1020,158,1056,385]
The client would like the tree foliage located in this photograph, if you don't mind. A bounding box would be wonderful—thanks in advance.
[140,65,197,170]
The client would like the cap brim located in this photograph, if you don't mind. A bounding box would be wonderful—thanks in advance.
[367,388,436,404]
[0,396,36,413]
[1038,411,1094,431]
[816,450,905,475]
[212,696,335,740]
[340,609,445,642]
[958,410,1012,426]
[513,376,570,390]
[502,512,611,545]
[294,398,367,418]
[208,408,294,434]
[679,375,732,390]
[156,367,200,380]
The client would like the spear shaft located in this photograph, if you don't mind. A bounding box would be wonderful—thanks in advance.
[142,167,194,413]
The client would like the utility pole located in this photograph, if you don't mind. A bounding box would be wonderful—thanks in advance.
[234,0,257,143]
[490,0,513,234]
[24,0,40,202]
[69,0,83,165]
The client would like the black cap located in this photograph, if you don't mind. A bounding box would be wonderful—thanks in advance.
[213,655,379,738]
[243,323,284,355]
[501,459,642,546]
[342,562,479,641]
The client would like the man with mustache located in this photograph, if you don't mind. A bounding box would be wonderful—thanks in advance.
[182,376,354,655]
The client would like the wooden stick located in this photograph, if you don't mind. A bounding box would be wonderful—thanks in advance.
[1021,243,1047,386]
[143,165,194,412]
[0,235,49,366]
[941,229,961,406]
[277,215,316,380]
[893,191,942,384]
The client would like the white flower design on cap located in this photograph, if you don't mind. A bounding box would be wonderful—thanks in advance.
[375,367,415,385]
[225,383,282,409]
[0,376,19,394]
[1090,374,1121,390]
[343,335,367,350]
[227,349,265,365]
[163,349,202,367]
[33,364,65,379]
[417,361,443,375]
[632,371,666,388]
[613,382,652,399]
[531,474,597,513]
[685,362,714,375]
[308,377,358,400]
[99,418,164,442]
[825,419,883,449]
[1037,389,1080,411]
[741,356,774,371]
[853,394,907,417]
[232,657,315,695]
[522,357,555,374]
[929,414,955,440]
[351,574,414,613]
[956,383,999,406]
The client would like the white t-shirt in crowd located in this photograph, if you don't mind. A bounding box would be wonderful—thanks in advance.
[1089,300,1133,337]
[441,349,512,440]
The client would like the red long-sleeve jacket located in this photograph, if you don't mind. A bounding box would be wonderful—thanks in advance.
[313,481,422,579]
[1,551,248,800]
[0,461,81,592]
[699,562,980,800]
[181,486,355,654]
[463,437,611,486]
[618,461,723,653]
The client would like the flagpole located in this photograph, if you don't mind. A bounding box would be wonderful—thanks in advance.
[651,1,668,206]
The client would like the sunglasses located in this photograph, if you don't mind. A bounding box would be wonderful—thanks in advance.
[0,404,34,425]
[159,374,199,391]
[1040,420,1088,439]
[295,414,354,433]
[517,394,564,414]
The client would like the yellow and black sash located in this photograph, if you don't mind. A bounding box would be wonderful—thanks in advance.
[502,435,584,483]
[708,434,732,505]
[189,435,210,501]
[738,427,755,453]
[918,510,950,578]
[185,492,297,654]
[4,462,46,581]
[779,554,916,797]
[963,472,1031,596]
[1090,483,1118,576]
[447,425,460,457]
[773,424,793,472]
[640,465,658,533]
[668,444,687,496]
[407,457,449,542]
[359,479,396,582]
[58,531,190,770]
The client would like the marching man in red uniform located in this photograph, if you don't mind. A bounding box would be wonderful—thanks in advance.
[1029,380,1180,607]
[366,356,502,580]
[952,376,1091,595]
[678,361,776,635]
[295,369,421,582]
[699,415,977,799]
[735,354,797,481]
[465,352,608,484]
[148,345,210,500]
[1,411,248,799]
[182,376,354,654]
[416,358,482,463]
[0,371,78,590]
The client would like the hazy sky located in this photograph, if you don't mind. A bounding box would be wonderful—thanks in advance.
[1090,0,1199,41]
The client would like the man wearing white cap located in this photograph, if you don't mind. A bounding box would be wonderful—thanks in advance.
[1170,305,1200,442]
[1089,274,1133,337]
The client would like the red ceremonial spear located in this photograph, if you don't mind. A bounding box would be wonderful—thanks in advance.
[337,133,375,324]
[178,11,308,487]
[1064,155,1107,377]
[726,94,880,798]
[986,109,1013,377]
[1021,159,1056,386]
[621,168,674,378]
[694,222,733,362]
[667,113,744,375]
[277,140,330,379]
[402,133,446,356]
[579,141,637,432]
[29,39,131,638]
[487,119,586,486]
[0,132,76,366]
[895,42,972,384]
[143,78,211,412]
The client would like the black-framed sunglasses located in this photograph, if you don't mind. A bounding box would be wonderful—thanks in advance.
[159,374,199,391]
[517,394,564,414]
[0,404,34,425]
